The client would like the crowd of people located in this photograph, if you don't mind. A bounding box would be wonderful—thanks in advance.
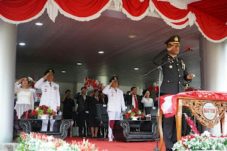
[14,70,158,138]
[14,35,195,151]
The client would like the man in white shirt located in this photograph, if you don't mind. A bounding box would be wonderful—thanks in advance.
[102,76,126,141]
[35,69,60,131]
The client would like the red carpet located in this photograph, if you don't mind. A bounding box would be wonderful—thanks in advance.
[66,137,160,151]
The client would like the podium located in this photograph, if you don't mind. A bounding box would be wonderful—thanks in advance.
[158,91,227,150]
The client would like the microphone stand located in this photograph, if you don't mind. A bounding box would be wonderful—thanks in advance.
[153,66,162,151]
[143,48,191,77]
[142,59,170,151]
[142,50,191,151]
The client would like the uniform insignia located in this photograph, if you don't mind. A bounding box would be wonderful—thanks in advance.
[181,60,185,70]
[169,65,173,69]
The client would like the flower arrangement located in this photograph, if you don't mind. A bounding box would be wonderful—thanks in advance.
[16,132,98,151]
[35,105,56,116]
[124,108,145,120]
[84,77,103,91]
[29,110,39,119]
[173,131,227,151]
[21,105,56,119]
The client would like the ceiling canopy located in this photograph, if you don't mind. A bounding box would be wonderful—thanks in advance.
[0,0,227,42]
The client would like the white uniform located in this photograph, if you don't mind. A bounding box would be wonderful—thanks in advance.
[102,85,126,141]
[34,78,60,131]
[34,78,60,112]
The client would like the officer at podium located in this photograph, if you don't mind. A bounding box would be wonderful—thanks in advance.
[153,35,195,151]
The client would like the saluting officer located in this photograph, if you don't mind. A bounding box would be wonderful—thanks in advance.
[35,69,60,131]
[102,76,126,142]
[153,35,195,151]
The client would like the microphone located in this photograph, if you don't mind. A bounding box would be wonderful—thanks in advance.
[178,47,193,58]
[184,47,193,52]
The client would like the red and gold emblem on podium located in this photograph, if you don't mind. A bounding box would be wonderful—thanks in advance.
[202,102,217,120]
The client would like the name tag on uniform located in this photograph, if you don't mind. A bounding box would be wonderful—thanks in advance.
[103,104,107,107]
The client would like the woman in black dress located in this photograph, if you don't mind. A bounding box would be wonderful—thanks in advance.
[62,90,75,119]
[87,89,101,137]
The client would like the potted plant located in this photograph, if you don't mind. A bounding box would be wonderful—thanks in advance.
[124,108,145,120]
[173,131,227,151]
[35,105,56,119]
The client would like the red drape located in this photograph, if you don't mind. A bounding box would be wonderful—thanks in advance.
[189,5,227,41]
[152,0,189,21]
[0,0,47,22]
[0,0,226,42]
[152,0,227,42]
[54,0,109,17]
[122,0,149,18]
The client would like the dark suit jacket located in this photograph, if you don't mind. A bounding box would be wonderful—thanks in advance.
[75,94,90,113]
[153,49,191,94]
[125,94,143,110]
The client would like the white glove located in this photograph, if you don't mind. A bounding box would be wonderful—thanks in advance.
[122,106,127,112]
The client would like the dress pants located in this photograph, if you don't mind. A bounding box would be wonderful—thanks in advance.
[77,112,87,137]
[107,111,122,141]
[41,119,55,131]
[163,116,176,151]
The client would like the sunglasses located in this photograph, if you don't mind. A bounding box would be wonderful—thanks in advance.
[168,43,180,48]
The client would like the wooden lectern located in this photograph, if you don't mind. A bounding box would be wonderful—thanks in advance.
[158,91,227,151]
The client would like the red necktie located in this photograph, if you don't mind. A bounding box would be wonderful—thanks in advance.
[134,95,138,109]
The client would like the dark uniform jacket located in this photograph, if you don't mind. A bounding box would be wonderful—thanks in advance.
[153,49,191,94]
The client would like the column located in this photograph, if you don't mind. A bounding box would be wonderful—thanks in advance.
[0,20,17,143]
[200,37,227,136]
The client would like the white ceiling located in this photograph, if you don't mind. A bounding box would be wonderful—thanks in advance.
[16,10,201,87]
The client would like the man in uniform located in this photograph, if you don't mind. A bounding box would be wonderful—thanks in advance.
[35,69,60,131]
[153,35,195,151]
[102,76,126,142]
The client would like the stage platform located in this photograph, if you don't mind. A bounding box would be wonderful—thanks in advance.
[66,137,161,151]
